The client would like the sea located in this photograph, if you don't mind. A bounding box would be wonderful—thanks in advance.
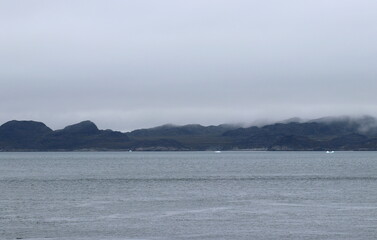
[1,151,377,240]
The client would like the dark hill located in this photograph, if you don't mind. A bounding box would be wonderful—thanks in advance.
[223,121,359,139]
[40,121,130,150]
[60,120,99,135]
[128,124,237,137]
[0,120,52,150]
[222,116,377,150]
[2,116,377,151]
[127,123,239,150]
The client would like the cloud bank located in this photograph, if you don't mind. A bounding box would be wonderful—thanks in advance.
[1,0,377,131]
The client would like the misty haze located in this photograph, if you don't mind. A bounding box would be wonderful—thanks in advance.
[1,1,377,130]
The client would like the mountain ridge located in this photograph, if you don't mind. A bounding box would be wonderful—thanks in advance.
[1,116,377,151]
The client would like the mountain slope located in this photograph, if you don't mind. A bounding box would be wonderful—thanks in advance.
[1,116,377,151]
[40,121,130,150]
[222,116,377,150]
[0,120,52,149]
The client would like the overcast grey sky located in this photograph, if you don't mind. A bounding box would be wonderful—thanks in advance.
[1,0,377,131]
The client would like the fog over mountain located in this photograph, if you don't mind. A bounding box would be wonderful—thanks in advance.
[1,1,377,131]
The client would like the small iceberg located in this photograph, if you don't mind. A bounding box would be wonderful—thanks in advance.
[214,151,222,153]
[326,151,335,154]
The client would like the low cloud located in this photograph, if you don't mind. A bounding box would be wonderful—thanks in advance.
[1,0,377,131]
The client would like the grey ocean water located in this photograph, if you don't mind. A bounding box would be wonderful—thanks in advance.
[1,151,377,240]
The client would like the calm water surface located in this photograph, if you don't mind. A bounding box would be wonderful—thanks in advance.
[1,151,377,240]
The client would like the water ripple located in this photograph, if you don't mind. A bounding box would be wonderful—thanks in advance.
[2,175,377,183]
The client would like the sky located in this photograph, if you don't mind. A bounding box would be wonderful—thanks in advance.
[1,0,377,131]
